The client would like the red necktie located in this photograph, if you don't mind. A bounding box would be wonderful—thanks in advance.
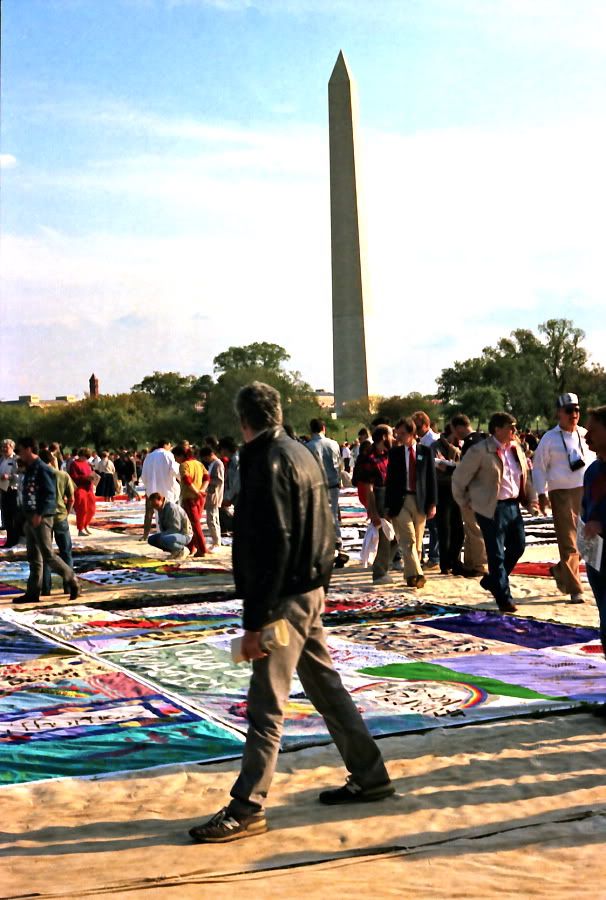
[408,445,416,491]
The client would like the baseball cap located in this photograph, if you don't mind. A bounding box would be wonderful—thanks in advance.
[556,392,580,409]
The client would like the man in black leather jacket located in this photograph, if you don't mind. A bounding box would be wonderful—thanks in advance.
[189,382,393,844]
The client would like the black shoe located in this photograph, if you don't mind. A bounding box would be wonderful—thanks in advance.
[480,575,491,592]
[319,776,395,806]
[69,581,82,601]
[498,600,518,614]
[334,550,349,569]
[13,594,40,604]
[188,807,268,843]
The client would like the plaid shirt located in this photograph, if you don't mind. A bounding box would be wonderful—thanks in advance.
[354,447,389,487]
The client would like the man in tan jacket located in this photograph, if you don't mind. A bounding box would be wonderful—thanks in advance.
[452,412,537,613]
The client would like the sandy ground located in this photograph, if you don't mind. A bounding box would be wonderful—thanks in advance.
[1,522,605,899]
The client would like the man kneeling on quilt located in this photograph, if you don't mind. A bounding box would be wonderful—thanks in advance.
[147,492,192,561]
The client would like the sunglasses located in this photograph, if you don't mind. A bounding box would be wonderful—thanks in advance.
[564,406,580,414]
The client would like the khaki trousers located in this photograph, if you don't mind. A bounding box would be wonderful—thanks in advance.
[461,503,487,570]
[391,494,425,579]
[549,487,583,594]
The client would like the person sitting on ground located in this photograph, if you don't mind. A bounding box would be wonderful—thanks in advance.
[147,492,192,560]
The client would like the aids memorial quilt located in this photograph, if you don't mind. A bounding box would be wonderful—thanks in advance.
[0,617,244,785]
[3,587,604,786]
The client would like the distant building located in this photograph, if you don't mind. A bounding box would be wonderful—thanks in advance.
[0,394,78,408]
[1,374,98,407]
[314,389,335,410]
[89,373,99,399]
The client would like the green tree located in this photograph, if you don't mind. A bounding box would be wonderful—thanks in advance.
[213,342,291,375]
[437,319,600,427]
[538,318,588,395]
[375,392,442,426]
[131,371,213,406]
[205,366,321,437]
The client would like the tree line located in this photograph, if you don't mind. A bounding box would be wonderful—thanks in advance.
[1,320,603,447]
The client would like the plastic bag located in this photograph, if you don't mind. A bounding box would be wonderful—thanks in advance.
[380,517,395,542]
[360,523,380,567]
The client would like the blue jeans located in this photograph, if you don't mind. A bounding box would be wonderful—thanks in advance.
[148,532,189,553]
[476,500,525,608]
[587,565,606,656]
[42,518,74,595]
[328,486,342,548]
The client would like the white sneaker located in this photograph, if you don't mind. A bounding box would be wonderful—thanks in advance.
[373,575,393,586]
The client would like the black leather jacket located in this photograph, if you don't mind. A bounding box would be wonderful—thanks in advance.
[233,427,335,631]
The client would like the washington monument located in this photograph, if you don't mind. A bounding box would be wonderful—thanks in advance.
[328,51,369,416]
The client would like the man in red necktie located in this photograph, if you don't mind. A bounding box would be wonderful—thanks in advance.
[383,417,437,589]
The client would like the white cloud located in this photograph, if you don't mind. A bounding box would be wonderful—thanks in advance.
[0,154,17,169]
[3,110,605,399]
[159,0,606,50]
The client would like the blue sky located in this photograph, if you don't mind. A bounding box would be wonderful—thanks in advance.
[2,0,605,400]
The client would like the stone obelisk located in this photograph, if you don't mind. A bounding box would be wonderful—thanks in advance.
[329,51,369,416]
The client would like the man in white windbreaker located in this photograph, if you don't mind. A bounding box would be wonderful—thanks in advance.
[141,440,180,541]
[532,393,596,604]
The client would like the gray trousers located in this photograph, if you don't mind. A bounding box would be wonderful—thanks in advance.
[205,498,221,546]
[25,516,76,598]
[228,586,389,817]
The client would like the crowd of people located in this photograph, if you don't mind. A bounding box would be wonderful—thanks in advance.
[0,392,604,641]
[0,383,605,844]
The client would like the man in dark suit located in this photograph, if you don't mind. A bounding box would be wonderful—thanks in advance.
[383,417,437,588]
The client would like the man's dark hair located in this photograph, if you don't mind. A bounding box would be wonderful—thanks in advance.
[235,382,283,432]
[199,445,216,458]
[218,436,237,454]
[173,445,187,461]
[588,405,606,428]
[17,436,38,454]
[38,449,54,464]
[394,417,416,436]
[148,491,163,502]
[309,418,325,434]
[203,434,219,451]
[358,427,369,438]
[488,412,517,434]
[157,439,171,448]
[372,424,391,445]
[451,413,471,429]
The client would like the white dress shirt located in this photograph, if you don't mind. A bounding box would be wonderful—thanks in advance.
[419,429,440,447]
[496,441,522,500]
[141,448,180,502]
[532,425,595,494]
